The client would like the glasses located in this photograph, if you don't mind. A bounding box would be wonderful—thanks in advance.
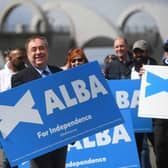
[71,58,84,63]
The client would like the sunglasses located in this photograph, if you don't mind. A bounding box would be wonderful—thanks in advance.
[71,58,84,63]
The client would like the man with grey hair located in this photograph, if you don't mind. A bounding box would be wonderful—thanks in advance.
[104,36,134,79]
[12,35,67,168]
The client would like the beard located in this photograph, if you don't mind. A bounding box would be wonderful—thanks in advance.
[134,57,148,72]
[14,63,25,71]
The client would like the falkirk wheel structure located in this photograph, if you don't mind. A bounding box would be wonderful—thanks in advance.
[0,0,167,65]
[117,2,168,42]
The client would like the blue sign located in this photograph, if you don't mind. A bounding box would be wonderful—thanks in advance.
[19,161,30,168]
[108,79,152,132]
[0,61,123,167]
[66,111,140,168]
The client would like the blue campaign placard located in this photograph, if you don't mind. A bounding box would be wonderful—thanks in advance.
[108,79,153,132]
[0,61,123,167]
[66,111,140,168]
[19,161,30,168]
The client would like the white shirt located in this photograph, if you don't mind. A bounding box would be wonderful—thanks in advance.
[0,62,16,92]
[34,65,51,77]
[131,58,152,80]
[131,67,140,79]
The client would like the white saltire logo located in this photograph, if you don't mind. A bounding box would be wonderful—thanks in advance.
[0,90,43,139]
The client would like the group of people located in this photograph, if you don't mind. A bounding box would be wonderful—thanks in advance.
[0,35,167,168]
[0,35,89,168]
[104,36,168,168]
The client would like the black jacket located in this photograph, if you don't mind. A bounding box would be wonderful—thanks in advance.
[105,53,134,79]
[11,65,67,168]
[12,65,61,87]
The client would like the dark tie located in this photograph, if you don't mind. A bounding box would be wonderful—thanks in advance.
[42,70,50,77]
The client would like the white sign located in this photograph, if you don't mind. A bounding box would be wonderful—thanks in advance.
[138,65,168,119]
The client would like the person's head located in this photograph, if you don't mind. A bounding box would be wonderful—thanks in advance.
[163,40,168,57]
[67,48,88,68]
[162,40,168,65]
[163,40,168,53]
[2,49,10,63]
[104,54,117,65]
[8,48,26,72]
[114,37,129,60]
[132,40,149,59]
[132,40,149,72]
[25,35,48,69]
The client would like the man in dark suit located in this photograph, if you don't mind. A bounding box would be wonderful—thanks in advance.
[11,35,67,168]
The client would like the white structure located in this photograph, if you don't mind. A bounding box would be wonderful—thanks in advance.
[41,1,122,47]
[0,0,167,46]
[117,2,168,42]
[0,0,49,32]
[0,0,122,47]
